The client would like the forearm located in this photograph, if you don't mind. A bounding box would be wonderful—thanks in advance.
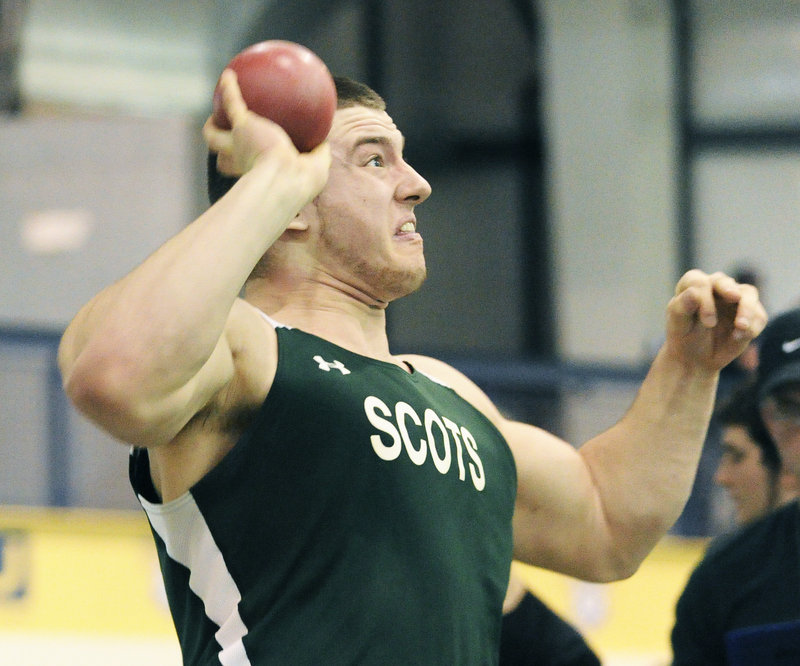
[580,346,718,572]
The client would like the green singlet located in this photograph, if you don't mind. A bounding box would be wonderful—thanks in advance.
[130,317,517,665]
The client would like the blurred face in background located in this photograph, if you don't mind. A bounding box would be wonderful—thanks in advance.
[761,384,800,479]
[715,424,777,524]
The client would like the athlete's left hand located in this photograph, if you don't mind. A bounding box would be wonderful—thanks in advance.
[664,270,767,373]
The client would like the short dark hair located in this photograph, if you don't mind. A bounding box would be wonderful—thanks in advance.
[334,76,385,111]
[716,380,781,475]
[207,76,384,205]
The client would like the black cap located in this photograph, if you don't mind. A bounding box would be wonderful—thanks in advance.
[757,308,800,400]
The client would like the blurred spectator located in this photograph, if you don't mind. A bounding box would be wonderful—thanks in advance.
[670,308,800,665]
[713,381,799,525]
[501,571,601,665]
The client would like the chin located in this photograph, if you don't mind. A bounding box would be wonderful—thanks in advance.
[383,265,427,302]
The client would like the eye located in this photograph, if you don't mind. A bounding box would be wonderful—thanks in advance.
[366,155,384,167]
[721,447,744,464]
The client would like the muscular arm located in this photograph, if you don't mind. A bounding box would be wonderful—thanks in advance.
[58,71,330,447]
[508,347,719,581]
[406,271,766,582]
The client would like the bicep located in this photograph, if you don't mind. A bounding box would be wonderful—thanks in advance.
[122,300,274,447]
[501,420,613,577]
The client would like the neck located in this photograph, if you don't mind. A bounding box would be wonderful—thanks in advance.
[245,279,395,362]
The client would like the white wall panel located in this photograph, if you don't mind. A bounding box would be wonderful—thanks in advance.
[540,1,677,363]
[0,115,198,329]
[694,150,800,314]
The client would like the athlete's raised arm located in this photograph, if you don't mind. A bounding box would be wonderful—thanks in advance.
[58,71,330,448]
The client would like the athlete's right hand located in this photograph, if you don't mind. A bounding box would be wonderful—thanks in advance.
[202,69,330,197]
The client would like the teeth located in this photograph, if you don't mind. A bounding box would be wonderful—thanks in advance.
[399,222,415,232]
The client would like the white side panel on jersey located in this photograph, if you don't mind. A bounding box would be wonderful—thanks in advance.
[139,492,252,666]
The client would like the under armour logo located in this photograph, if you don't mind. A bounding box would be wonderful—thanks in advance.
[313,355,351,375]
[783,338,800,354]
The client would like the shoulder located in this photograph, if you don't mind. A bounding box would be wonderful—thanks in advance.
[674,502,800,656]
[727,500,797,548]
[697,501,799,570]
[399,355,505,426]
[224,299,279,398]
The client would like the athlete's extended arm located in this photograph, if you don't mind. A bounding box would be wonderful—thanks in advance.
[409,271,766,582]
[58,71,330,447]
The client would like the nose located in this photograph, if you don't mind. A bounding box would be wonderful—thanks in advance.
[714,462,731,488]
[397,161,432,204]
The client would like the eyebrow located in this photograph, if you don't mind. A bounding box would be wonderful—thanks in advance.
[349,134,406,155]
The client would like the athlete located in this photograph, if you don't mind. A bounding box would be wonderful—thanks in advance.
[57,71,766,665]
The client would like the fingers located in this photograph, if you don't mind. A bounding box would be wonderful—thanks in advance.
[672,270,767,340]
[673,270,722,328]
[217,69,249,128]
[202,69,292,178]
[300,141,332,196]
[200,68,332,198]
[305,139,332,173]
[732,281,767,339]
[203,70,246,154]
[202,116,231,155]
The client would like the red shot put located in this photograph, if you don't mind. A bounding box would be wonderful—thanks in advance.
[212,40,337,153]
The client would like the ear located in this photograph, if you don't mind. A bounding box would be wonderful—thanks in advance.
[286,215,309,231]
[288,197,317,232]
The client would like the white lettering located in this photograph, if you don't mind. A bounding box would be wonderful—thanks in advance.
[364,396,402,461]
[424,409,451,474]
[362,396,486,491]
[462,427,485,491]
[442,417,466,481]
[396,401,427,465]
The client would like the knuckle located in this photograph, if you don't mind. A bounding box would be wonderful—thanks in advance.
[676,269,708,293]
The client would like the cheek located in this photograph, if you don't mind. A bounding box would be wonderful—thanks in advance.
[748,466,771,495]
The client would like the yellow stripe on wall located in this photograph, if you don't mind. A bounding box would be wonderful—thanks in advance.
[0,506,175,636]
[514,535,709,662]
[0,506,708,663]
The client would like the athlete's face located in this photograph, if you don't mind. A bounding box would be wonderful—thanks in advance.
[307,105,432,303]
[714,424,775,524]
